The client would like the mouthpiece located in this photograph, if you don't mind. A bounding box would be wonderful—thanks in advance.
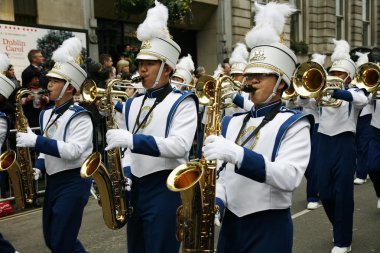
[242,85,256,93]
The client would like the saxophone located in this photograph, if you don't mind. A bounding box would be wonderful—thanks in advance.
[0,89,37,209]
[167,75,233,252]
[80,78,134,229]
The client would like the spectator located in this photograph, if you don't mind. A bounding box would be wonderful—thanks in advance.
[99,53,113,69]
[22,49,48,89]
[5,65,20,89]
[116,59,130,80]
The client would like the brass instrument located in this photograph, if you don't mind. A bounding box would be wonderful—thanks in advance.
[0,89,37,209]
[171,80,195,91]
[292,61,344,107]
[351,62,380,99]
[281,83,298,101]
[80,78,133,229]
[167,74,227,252]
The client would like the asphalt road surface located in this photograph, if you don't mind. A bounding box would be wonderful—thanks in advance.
[1,177,379,253]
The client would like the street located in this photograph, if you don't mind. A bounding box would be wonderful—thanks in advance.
[1,177,379,253]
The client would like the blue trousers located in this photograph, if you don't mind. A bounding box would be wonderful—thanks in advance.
[127,170,181,253]
[43,169,91,253]
[0,233,16,253]
[355,114,372,179]
[368,126,380,197]
[317,132,355,248]
[305,123,319,202]
[217,208,293,253]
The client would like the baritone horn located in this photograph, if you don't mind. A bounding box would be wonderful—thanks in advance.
[351,62,380,99]
[292,61,344,107]
[281,83,298,101]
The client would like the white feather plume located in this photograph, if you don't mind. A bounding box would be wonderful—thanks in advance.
[245,1,296,48]
[311,53,327,66]
[136,0,170,41]
[0,53,10,73]
[229,43,249,65]
[213,64,223,78]
[355,52,369,67]
[176,54,195,72]
[331,39,351,62]
[51,37,82,63]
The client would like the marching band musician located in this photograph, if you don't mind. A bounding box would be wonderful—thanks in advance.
[296,53,327,210]
[354,52,373,185]
[367,94,380,209]
[0,53,19,253]
[225,43,254,116]
[15,38,93,253]
[317,39,368,253]
[171,54,195,91]
[203,2,313,252]
[106,1,198,252]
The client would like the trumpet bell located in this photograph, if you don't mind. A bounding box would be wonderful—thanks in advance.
[293,61,326,98]
[352,62,380,93]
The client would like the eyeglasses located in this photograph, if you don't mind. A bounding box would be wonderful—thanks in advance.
[244,73,277,82]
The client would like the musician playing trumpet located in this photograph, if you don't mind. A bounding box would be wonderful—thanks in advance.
[316,39,368,253]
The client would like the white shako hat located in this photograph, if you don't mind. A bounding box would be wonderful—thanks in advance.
[46,37,87,91]
[244,1,297,86]
[173,54,195,84]
[136,0,180,70]
[229,43,249,75]
[329,39,356,79]
[311,53,327,66]
[355,51,370,67]
[0,53,15,99]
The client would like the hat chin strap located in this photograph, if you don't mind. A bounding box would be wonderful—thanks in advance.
[260,75,282,105]
[56,81,70,101]
[150,61,166,90]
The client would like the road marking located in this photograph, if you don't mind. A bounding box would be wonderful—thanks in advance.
[292,205,321,219]
[0,208,42,222]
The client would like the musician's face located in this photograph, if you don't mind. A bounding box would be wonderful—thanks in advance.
[244,73,284,107]
[138,60,171,90]
[47,77,74,105]
[329,71,350,86]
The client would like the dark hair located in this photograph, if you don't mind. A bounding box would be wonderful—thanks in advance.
[99,54,112,65]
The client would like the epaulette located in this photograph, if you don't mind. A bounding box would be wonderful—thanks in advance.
[68,104,86,113]
[279,106,302,115]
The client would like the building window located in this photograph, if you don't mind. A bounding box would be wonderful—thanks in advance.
[14,0,37,25]
[362,0,371,45]
[290,0,303,43]
[336,0,345,39]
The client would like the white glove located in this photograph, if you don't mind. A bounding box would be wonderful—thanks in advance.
[16,127,37,148]
[203,135,244,165]
[126,177,132,191]
[214,210,221,227]
[105,129,133,151]
[33,168,42,180]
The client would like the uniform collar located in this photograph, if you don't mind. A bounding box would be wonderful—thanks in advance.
[250,100,282,118]
[146,83,172,98]
[53,100,73,114]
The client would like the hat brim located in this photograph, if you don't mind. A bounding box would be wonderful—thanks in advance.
[136,53,161,62]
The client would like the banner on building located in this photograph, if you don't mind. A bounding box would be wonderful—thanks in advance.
[0,23,87,81]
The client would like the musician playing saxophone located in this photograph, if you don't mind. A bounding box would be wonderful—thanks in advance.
[15,38,93,253]
[105,2,198,253]
[202,3,313,252]
[0,53,19,253]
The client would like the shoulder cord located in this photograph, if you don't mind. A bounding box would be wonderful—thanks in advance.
[216,103,281,178]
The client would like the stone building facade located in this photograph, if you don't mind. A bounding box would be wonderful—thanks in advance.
[0,0,379,73]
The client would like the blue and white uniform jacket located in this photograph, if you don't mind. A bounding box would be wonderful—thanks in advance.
[34,102,94,175]
[296,97,320,124]
[371,99,380,129]
[318,87,368,136]
[116,87,198,178]
[216,102,312,217]
[0,112,9,156]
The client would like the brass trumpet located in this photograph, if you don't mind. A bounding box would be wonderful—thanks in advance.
[351,62,380,99]
[292,61,343,107]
